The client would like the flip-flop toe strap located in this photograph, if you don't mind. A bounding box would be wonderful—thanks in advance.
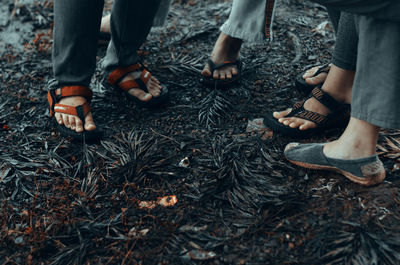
[313,64,330,77]
[213,60,241,70]
[207,59,241,71]
[118,68,152,93]
[288,100,328,126]
[53,101,91,125]
[108,63,142,85]
[207,59,216,72]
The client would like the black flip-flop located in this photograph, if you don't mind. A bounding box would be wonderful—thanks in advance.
[295,64,330,94]
[263,86,350,138]
[201,59,242,89]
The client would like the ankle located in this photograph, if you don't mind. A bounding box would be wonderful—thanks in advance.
[217,33,242,52]
[335,118,379,157]
[322,87,351,104]
[320,65,354,103]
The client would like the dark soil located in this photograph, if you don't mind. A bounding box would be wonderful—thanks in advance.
[1,0,400,264]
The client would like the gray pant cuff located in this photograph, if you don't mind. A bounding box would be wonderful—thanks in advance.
[351,112,400,129]
[332,56,356,71]
[220,22,266,43]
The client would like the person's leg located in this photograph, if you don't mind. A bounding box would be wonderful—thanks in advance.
[100,0,171,34]
[285,14,400,185]
[273,12,357,132]
[202,0,268,81]
[52,0,104,133]
[313,0,400,22]
[325,14,400,158]
[102,0,163,102]
[300,7,341,87]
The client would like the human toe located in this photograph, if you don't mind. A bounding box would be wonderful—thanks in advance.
[68,115,76,130]
[129,88,152,102]
[84,113,96,131]
[202,63,212,77]
[273,109,292,120]
[62,114,70,128]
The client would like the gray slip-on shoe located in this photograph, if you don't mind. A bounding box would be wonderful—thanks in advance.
[284,143,386,186]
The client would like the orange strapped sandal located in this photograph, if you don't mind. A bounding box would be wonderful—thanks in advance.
[108,63,169,108]
[263,85,350,138]
[201,59,242,89]
[47,86,102,141]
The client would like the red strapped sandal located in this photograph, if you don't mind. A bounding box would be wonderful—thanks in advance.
[47,86,102,141]
[108,63,169,108]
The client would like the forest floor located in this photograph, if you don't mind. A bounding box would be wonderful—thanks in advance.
[1,0,400,264]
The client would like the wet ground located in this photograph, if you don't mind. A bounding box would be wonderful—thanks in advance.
[1,0,400,264]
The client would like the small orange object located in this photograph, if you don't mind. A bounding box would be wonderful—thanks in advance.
[157,195,178,207]
[137,195,178,210]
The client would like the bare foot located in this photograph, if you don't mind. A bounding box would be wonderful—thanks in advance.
[273,65,354,131]
[100,14,111,34]
[323,117,379,160]
[119,70,162,102]
[202,33,242,80]
[54,93,96,133]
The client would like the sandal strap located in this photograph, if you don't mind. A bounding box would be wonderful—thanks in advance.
[119,80,140,92]
[207,59,241,71]
[53,102,91,121]
[311,86,343,112]
[47,86,92,117]
[108,63,142,85]
[207,59,216,72]
[288,100,328,126]
[117,69,152,93]
[312,64,330,77]
[213,60,241,70]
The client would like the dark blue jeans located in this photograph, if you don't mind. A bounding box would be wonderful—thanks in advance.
[52,0,161,87]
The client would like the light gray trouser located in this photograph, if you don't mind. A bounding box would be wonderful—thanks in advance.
[153,0,172,27]
[313,0,400,128]
[331,12,357,71]
[52,0,163,87]
[220,0,272,43]
[219,0,358,71]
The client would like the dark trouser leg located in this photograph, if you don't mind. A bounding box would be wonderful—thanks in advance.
[102,0,161,72]
[351,16,400,129]
[314,0,400,22]
[52,0,104,86]
[326,7,340,33]
[331,12,358,71]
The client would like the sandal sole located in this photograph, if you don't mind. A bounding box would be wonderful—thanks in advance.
[287,159,386,186]
[55,120,103,142]
[201,74,241,89]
